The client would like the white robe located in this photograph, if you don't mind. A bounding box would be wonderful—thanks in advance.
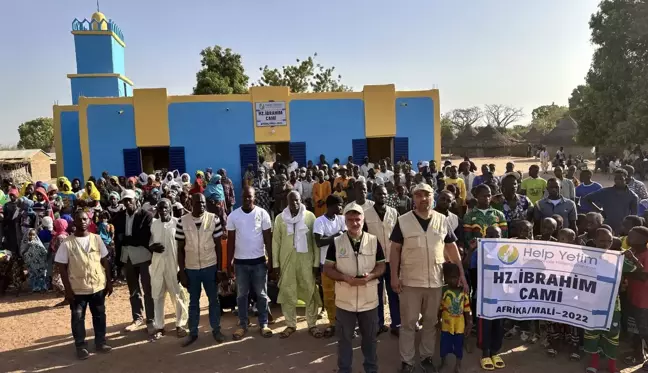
[150,217,188,329]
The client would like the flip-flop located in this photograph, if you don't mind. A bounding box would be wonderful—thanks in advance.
[491,355,505,369]
[260,327,273,338]
[585,367,597,373]
[232,328,247,341]
[480,357,495,371]
[309,326,323,338]
[279,327,296,339]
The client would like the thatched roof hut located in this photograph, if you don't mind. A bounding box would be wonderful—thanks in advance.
[474,125,513,148]
[441,131,456,148]
[543,117,578,146]
[525,127,544,144]
[453,126,478,148]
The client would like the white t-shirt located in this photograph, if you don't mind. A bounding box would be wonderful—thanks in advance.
[313,214,346,265]
[54,234,109,264]
[376,170,394,184]
[226,206,272,260]
[360,163,374,177]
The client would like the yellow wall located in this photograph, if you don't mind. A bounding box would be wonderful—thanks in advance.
[133,88,170,147]
[53,105,79,177]
[364,84,396,138]
[250,86,291,143]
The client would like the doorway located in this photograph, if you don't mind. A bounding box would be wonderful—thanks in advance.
[367,137,394,163]
[140,147,169,173]
[257,142,290,165]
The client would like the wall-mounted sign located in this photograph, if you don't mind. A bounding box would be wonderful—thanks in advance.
[255,101,287,127]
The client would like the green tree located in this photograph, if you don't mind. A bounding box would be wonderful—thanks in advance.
[568,0,648,146]
[440,115,455,138]
[530,103,568,134]
[193,46,250,95]
[256,53,351,93]
[443,107,483,132]
[17,117,53,150]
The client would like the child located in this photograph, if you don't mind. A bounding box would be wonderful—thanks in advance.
[618,215,644,250]
[477,225,506,370]
[439,263,472,373]
[579,212,603,246]
[577,213,587,235]
[551,214,564,238]
[97,211,116,280]
[623,226,648,370]
[536,217,558,241]
[332,182,346,203]
[20,228,48,292]
[39,216,54,287]
[584,227,644,373]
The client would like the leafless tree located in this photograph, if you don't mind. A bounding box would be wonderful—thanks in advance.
[443,107,483,132]
[483,104,524,130]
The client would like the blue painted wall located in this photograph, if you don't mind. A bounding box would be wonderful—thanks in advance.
[111,38,126,76]
[74,35,114,74]
[87,104,136,178]
[168,101,255,204]
[61,111,83,181]
[396,97,435,163]
[290,99,365,163]
[71,77,120,104]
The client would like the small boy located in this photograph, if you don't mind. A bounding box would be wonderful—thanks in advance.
[551,214,564,238]
[584,227,643,373]
[554,228,582,361]
[439,263,472,373]
[536,217,558,241]
[332,182,347,203]
[623,226,648,370]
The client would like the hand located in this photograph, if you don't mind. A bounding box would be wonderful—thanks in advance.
[64,289,75,302]
[436,319,442,331]
[459,275,470,293]
[391,277,402,294]
[105,281,113,297]
[150,243,165,253]
[228,264,235,277]
[469,239,478,251]
[624,249,639,263]
[178,270,189,289]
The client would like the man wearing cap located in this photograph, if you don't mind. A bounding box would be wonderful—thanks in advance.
[364,185,401,336]
[113,189,155,333]
[324,203,386,373]
[390,183,467,373]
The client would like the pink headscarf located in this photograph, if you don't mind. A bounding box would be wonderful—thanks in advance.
[53,218,68,237]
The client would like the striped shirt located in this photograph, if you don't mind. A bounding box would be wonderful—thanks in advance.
[175,214,223,241]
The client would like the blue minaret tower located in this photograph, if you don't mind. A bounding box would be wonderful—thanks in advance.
[69,6,133,104]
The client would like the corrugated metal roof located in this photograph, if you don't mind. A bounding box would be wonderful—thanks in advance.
[0,149,52,161]
[47,152,56,160]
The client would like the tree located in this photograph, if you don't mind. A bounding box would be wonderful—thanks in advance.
[530,103,569,134]
[193,46,249,95]
[505,124,531,139]
[440,115,455,139]
[256,53,351,93]
[568,0,648,146]
[442,107,483,132]
[483,104,524,130]
[17,117,53,150]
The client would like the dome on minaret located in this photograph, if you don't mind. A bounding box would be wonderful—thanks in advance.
[90,11,108,30]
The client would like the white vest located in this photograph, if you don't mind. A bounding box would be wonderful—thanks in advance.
[398,210,447,288]
[364,205,398,262]
[181,212,218,270]
[333,233,379,313]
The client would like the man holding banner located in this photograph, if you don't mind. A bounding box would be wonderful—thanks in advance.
[389,183,466,373]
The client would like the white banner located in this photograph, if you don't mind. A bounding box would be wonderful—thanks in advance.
[255,101,287,126]
[476,238,624,331]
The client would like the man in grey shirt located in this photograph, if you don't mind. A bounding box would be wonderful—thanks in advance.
[534,178,578,234]
[582,168,638,233]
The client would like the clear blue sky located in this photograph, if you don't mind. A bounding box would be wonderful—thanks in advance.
[1,0,598,145]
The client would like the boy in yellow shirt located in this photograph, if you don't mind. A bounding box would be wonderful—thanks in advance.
[438,262,472,373]
[445,166,467,205]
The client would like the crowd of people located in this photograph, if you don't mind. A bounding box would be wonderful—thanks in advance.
[0,151,647,373]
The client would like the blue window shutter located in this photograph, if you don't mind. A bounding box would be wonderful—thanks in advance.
[239,144,258,181]
[168,147,186,174]
[352,139,368,162]
[289,142,307,167]
[123,148,142,177]
[394,137,409,161]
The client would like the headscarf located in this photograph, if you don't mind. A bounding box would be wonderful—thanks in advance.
[20,228,46,258]
[41,216,54,231]
[189,180,205,195]
[21,197,34,213]
[57,177,69,189]
[62,214,73,226]
[127,177,138,189]
[8,188,19,199]
[109,191,120,202]
[47,184,58,194]
[204,175,225,201]
[139,172,148,185]
[173,169,181,182]
[20,182,33,197]
[180,173,191,187]
[53,218,68,238]
[82,181,101,201]
[59,180,74,195]
[162,172,179,190]
[35,187,49,202]
[196,170,205,180]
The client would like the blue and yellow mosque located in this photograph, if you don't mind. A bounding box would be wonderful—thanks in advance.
[54,10,441,198]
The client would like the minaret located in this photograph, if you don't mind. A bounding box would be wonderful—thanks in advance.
[69,8,133,104]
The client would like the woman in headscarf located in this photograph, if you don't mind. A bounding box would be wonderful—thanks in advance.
[57,177,69,191]
[141,174,156,197]
[172,169,181,183]
[33,187,52,219]
[107,176,123,194]
[107,191,124,216]
[20,228,48,292]
[20,182,35,200]
[204,174,227,226]
[195,170,205,186]
[2,188,20,253]
[180,173,191,190]
[50,218,68,302]
[81,180,102,211]
[253,167,272,213]
[138,172,149,186]
[19,198,38,238]
[95,178,110,208]
[118,176,127,187]
[71,178,82,194]
[161,172,180,191]
[126,177,143,201]
[58,179,76,214]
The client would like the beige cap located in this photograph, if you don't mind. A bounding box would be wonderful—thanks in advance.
[343,203,364,215]
[412,183,434,194]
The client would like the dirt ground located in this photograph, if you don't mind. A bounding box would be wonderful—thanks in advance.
[0,156,642,373]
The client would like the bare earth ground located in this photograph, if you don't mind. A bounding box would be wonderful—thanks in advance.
[0,157,641,373]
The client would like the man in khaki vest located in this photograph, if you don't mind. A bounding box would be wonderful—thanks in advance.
[55,210,113,360]
[390,183,468,373]
[364,185,401,336]
[324,204,385,373]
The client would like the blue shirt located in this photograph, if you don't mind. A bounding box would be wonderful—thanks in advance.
[576,182,603,212]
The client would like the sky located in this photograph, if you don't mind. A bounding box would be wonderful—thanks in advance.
[0,0,599,145]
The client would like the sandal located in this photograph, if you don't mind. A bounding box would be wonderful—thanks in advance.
[547,348,557,357]
[377,325,389,335]
[232,328,247,341]
[309,326,323,338]
[279,326,296,339]
[491,355,505,369]
[323,325,336,338]
[260,326,273,338]
[569,352,581,361]
[585,368,597,373]
[480,357,495,371]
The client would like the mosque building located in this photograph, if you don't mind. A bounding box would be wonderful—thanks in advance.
[54,10,440,197]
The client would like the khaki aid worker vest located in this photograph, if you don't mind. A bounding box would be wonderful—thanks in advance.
[364,205,398,262]
[333,233,380,313]
[65,234,107,295]
[182,212,218,270]
[398,210,447,288]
